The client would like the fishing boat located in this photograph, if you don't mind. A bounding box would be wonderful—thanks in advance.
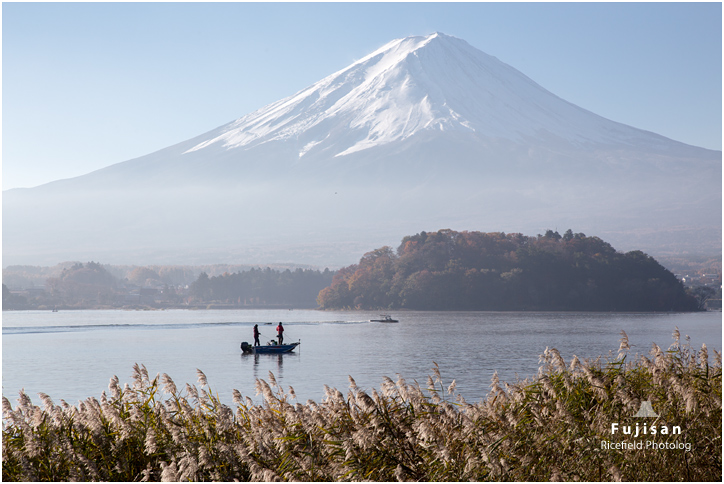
[240,341,300,354]
[370,314,398,323]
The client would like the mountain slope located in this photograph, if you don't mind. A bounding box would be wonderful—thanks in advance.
[3,33,720,267]
[182,32,712,162]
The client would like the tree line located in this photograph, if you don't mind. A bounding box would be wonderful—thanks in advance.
[188,267,335,308]
[2,263,335,310]
[316,229,700,311]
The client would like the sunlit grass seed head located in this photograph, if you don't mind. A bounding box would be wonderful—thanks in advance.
[161,373,177,395]
[196,369,208,387]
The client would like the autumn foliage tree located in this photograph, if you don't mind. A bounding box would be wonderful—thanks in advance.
[317,229,698,311]
[46,262,119,307]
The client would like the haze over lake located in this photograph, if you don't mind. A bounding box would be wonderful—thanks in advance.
[3,309,720,406]
[4,33,720,268]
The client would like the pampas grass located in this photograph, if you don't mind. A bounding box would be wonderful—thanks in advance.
[3,329,721,481]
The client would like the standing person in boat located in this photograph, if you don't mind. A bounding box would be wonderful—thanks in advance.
[253,324,260,346]
[276,322,284,345]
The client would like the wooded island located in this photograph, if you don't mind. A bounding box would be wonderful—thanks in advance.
[317,229,699,311]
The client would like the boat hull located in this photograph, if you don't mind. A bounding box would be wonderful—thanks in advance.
[241,341,299,354]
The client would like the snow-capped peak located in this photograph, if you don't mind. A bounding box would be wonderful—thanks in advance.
[184,32,461,157]
[183,32,672,159]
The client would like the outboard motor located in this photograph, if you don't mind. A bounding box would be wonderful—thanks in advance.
[240,342,252,353]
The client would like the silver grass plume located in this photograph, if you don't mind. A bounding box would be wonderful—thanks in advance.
[257,379,275,402]
[432,361,442,383]
[356,390,376,413]
[447,379,457,395]
[2,396,12,414]
[161,373,177,395]
[186,383,199,401]
[180,454,200,481]
[38,392,54,412]
[671,327,681,349]
[610,464,622,482]
[141,464,153,482]
[549,347,567,371]
[397,375,410,401]
[426,375,435,391]
[132,362,149,388]
[144,428,158,454]
[140,364,150,382]
[381,376,396,397]
[196,369,208,387]
[331,387,345,404]
[160,461,179,482]
[699,343,709,370]
[618,330,630,358]
[569,354,582,372]
[18,388,32,410]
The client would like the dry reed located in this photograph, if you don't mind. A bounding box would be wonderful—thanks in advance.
[3,329,721,481]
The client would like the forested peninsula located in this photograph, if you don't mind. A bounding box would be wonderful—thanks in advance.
[317,229,699,311]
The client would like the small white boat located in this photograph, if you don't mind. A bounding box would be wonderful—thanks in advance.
[370,314,398,323]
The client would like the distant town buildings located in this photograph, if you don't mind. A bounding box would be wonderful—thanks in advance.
[676,273,722,288]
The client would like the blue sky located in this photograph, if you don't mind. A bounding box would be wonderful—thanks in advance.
[2,1,722,190]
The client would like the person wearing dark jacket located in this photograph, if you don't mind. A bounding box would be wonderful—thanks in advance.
[253,324,260,346]
[276,322,284,345]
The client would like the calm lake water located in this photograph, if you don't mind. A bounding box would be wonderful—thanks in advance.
[2,309,721,406]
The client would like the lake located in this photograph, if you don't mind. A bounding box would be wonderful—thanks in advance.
[2,309,721,407]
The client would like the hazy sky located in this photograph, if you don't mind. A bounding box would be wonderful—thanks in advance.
[2,1,722,190]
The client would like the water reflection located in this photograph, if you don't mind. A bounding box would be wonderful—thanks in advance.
[242,352,298,384]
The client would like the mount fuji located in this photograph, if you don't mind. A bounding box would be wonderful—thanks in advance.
[3,33,720,267]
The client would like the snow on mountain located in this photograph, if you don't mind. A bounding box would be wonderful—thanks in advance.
[2,32,720,267]
[182,32,687,161]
